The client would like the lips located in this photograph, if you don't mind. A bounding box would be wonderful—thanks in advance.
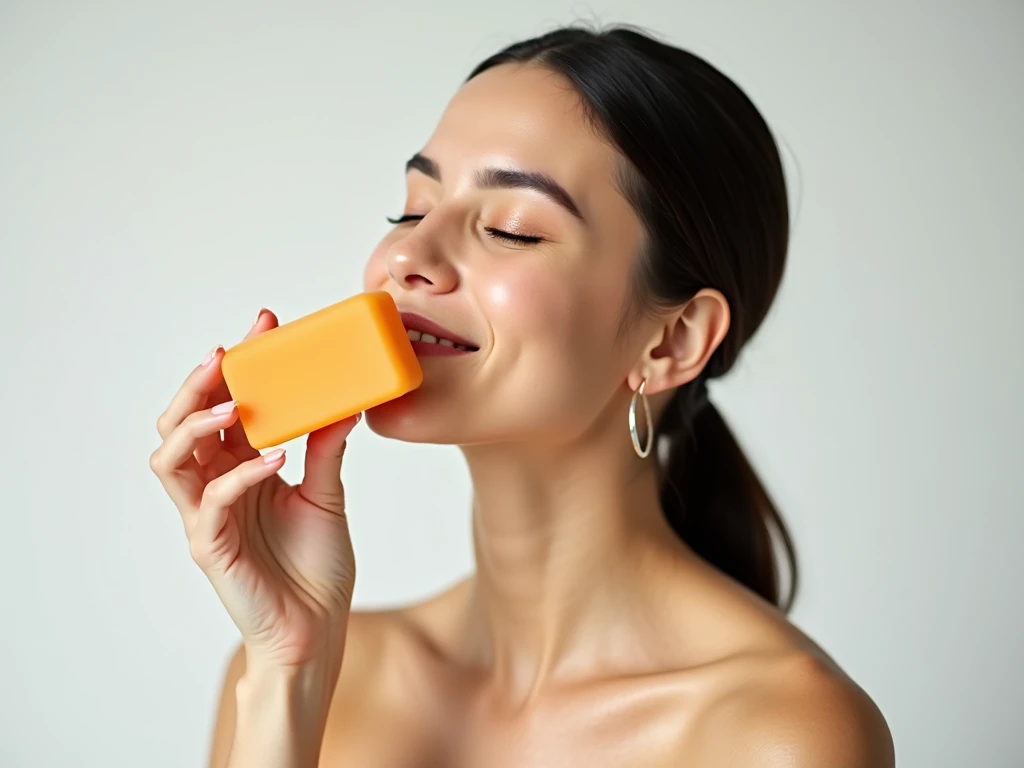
[399,311,479,350]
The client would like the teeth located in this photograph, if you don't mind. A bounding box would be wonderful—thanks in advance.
[407,328,473,351]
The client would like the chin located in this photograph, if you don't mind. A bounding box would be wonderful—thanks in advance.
[363,388,459,444]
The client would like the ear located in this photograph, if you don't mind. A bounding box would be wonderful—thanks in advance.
[627,288,730,396]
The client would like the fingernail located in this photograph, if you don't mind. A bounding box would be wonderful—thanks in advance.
[355,412,362,424]
[254,308,266,325]
[202,346,223,367]
[211,400,236,415]
[262,448,285,464]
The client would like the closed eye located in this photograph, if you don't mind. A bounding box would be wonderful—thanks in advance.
[385,214,545,245]
[483,227,544,245]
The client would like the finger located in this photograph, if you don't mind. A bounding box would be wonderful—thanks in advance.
[298,415,361,515]
[151,401,242,517]
[191,448,287,570]
[157,346,227,440]
[221,308,280,459]
[150,447,201,523]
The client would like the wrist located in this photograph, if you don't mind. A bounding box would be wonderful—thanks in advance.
[230,652,344,768]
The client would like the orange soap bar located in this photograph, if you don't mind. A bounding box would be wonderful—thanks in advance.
[221,291,422,449]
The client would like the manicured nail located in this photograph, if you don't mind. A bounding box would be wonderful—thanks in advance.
[254,308,266,325]
[211,400,236,415]
[355,412,362,424]
[262,448,285,464]
[202,346,223,367]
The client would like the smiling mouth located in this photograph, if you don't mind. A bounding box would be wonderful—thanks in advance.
[405,328,478,353]
[399,310,480,353]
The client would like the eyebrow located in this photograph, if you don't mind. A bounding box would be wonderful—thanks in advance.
[405,153,585,222]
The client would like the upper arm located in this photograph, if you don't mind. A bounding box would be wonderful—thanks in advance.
[207,642,247,768]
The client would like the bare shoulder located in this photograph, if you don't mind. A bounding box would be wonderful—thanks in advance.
[655,560,894,767]
[709,649,894,768]
[664,586,895,768]
[334,578,471,697]
[327,601,449,717]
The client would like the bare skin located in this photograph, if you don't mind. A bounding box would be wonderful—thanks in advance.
[153,62,893,767]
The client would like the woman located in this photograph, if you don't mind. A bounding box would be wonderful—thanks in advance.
[151,24,894,767]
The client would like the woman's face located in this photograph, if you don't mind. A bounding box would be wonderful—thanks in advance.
[363,63,649,446]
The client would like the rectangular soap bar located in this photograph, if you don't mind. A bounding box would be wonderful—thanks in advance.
[221,291,422,449]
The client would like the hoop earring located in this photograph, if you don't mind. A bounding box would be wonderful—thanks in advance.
[629,378,653,459]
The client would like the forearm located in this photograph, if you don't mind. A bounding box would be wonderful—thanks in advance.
[227,653,342,768]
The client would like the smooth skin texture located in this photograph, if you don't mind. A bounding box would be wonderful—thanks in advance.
[152,63,893,767]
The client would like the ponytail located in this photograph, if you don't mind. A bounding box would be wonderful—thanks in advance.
[657,384,798,611]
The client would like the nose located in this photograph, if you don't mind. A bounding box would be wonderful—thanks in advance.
[386,236,459,295]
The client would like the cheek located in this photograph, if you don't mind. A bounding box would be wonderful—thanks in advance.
[482,263,610,363]
[478,262,629,440]
[482,265,571,338]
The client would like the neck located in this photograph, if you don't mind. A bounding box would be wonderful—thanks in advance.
[457,413,685,704]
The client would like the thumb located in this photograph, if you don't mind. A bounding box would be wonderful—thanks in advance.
[298,413,360,513]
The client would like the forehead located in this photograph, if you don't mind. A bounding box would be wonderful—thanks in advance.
[421,63,625,212]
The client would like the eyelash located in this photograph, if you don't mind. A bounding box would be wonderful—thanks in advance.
[385,214,544,245]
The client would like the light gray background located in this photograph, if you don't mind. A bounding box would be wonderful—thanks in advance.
[1,1,1021,766]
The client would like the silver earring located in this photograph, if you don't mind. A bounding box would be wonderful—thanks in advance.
[629,378,653,458]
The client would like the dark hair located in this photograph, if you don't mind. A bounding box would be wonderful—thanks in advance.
[467,24,797,610]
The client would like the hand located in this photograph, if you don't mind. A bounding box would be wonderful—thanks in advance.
[150,309,360,669]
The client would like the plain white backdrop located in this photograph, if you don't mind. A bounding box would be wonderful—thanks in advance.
[1,1,1021,765]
